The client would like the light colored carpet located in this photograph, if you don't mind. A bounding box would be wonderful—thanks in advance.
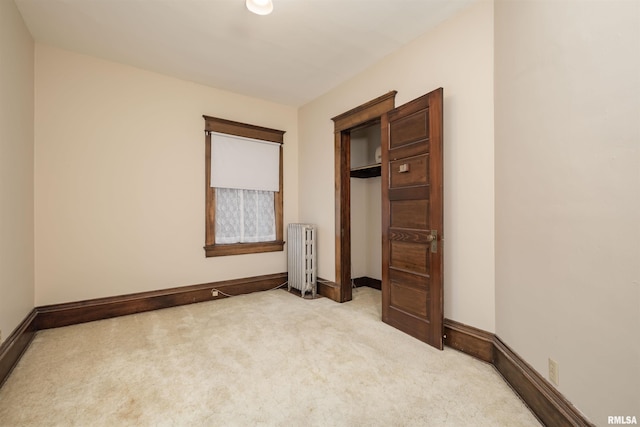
[0,287,541,426]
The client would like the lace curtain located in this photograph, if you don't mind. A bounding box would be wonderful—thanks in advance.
[215,188,275,244]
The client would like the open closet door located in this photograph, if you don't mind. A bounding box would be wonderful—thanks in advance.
[381,88,444,350]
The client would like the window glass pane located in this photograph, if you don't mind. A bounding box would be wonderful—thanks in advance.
[215,188,242,244]
[215,188,275,244]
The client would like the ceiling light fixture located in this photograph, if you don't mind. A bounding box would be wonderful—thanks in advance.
[246,0,273,15]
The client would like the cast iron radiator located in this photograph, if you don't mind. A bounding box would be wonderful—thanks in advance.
[287,223,317,298]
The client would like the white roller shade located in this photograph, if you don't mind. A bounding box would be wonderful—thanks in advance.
[210,132,281,192]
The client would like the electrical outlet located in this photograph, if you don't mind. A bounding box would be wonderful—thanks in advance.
[211,290,219,297]
[548,358,559,386]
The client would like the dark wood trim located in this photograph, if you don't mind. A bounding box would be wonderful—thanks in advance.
[332,91,397,132]
[352,276,382,290]
[317,277,340,302]
[1,273,287,389]
[335,130,352,302]
[332,91,397,303]
[204,241,285,257]
[443,319,494,364]
[205,131,216,248]
[0,309,38,387]
[203,115,285,144]
[275,143,284,245]
[493,336,594,427]
[36,273,287,330]
[203,116,285,257]
[443,318,594,426]
[0,279,593,427]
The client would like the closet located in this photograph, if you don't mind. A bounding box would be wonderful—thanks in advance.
[349,121,382,290]
[331,89,443,350]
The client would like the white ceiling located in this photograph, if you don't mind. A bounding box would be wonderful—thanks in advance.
[15,0,474,107]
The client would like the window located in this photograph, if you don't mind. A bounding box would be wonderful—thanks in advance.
[203,116,285,257]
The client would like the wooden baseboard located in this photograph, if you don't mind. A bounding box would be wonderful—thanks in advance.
[492,336,594,427]
[36,273,288,330]
[444,318,593,427]
[352,276,382,290]
[1,273,287,388]
[318,277,381,301]
[444,319,494,363]
[317,277,340,302]
[0,309,38,388]
[0,278,592,427]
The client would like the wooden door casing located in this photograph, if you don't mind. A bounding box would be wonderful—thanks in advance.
[330,91,397,303]
[381,88,444,350]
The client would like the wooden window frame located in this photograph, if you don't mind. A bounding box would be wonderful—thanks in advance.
[203,116,285,257]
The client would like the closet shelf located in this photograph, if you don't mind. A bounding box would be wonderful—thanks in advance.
[350,163,381,178]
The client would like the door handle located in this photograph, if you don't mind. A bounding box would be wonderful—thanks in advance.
[427,230,438,253]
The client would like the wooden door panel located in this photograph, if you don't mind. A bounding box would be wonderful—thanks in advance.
[389,155,429,188]
[388,141,429,161]
[384,310,430,343]
[389,229,433,245]
[389,186,429,201]
[389,282,428,318]
[382,88,443,350]
[389,268,429,291]
[390,200,429,229]
[389,110,429,148]
[390,241,429,274]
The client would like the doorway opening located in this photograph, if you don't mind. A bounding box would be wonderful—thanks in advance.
[350,121,383,291]
[330,91,396,303]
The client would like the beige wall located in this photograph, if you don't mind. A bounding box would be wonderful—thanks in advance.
[350,178,367,280]
[0,0,35,343]
[34,45,299,305]
[495,0,640,423]
[351,177,382,281]
[351,125,382,281]
[299,0,495,331]
[5,0,636,422]
[365,177,382,281]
